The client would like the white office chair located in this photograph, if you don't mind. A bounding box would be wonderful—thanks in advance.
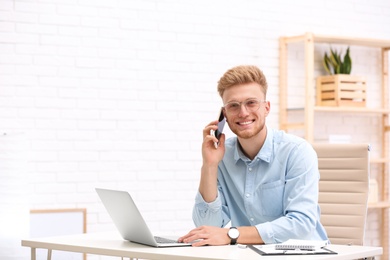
[313,143,370,246]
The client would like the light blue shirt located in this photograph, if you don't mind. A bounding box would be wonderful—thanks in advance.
[192,126,328,244]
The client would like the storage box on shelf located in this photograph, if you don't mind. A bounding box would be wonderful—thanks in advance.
[316,75,366,107]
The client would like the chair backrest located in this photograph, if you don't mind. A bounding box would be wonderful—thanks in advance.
[312,143,370,246]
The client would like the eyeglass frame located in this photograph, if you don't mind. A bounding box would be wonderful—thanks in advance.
[222,98,268,115]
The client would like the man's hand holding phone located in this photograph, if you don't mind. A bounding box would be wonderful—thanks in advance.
[210,108,226,149]
[202,108,226,166]
[199,110,226,203]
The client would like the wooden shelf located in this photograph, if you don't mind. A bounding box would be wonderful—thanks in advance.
[368,202,390,209]
[287,106,390,115]
[311,34,390,48]
[287,106,390,114]
[371,158,390,164]
[314,106,390,114]
[282,33,390,48]
[280,32,390,259]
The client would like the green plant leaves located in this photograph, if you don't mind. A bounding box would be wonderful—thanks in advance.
[342,47,352,74]
[322,53,332,75]
[322,46,352,75]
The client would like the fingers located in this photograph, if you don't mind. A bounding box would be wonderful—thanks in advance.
[178,226,210,246]
[218,133,226,147]
[179,226,230,247]
[203,120,219,138]
[203,120,221,149]
[178,227,203,241]
[191,239,209,247]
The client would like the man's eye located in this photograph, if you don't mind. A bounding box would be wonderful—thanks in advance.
[228,103,239,109]
[246,100,258,106]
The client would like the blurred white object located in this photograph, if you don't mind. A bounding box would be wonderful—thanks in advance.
[0,132,30,260]
[368,179,379,203]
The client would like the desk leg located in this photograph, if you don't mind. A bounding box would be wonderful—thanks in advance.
[47,249,52,260]
[31,248,36,260]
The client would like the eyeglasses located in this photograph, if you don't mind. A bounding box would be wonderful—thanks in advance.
[223,99,266,115]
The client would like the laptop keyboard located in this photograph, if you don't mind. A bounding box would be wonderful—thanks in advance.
[154,236,178,244]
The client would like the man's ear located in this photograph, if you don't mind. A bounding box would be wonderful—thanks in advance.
[264,101,270,116]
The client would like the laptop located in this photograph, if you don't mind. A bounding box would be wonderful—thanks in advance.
[95,188,192,247]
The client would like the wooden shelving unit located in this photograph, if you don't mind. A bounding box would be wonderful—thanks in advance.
[279,32,390,259]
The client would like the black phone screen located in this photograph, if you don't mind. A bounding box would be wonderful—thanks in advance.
[215,109,225,140]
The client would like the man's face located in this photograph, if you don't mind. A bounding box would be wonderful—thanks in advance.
[222,83,270,139]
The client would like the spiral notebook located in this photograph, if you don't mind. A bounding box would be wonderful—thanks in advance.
[276,239,329,250]
[248,239,337,256]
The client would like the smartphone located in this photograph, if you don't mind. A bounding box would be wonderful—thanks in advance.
[210,108,226,148]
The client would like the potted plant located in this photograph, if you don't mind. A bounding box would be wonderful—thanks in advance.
[316,46,366,107]
[322,47,352,75]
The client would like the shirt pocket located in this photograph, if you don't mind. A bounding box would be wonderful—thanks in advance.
[259,179,284,217]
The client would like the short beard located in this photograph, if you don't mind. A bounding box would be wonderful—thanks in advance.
[232,124,264,139]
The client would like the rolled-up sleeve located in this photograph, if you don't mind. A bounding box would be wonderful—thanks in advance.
[192,190,231,228]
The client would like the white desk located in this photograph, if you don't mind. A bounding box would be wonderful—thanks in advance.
[22,232,383,260]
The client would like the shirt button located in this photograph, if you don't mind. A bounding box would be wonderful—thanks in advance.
[248,167,252,171]
[245,193,250,198]
[250,218,254,222]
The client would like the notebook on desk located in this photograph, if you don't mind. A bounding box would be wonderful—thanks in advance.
[96,188,192,247]
[248,239,337,256]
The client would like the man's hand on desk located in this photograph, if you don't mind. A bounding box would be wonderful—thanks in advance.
[178,226,230,246]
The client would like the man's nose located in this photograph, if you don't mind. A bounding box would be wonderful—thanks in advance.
[238,103,250,116]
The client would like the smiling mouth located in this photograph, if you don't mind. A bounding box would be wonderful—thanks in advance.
[237,120,254,126]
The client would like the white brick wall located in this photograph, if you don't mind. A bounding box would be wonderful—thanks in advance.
[1,0,390,259]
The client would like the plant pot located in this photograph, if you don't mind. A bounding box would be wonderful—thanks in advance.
[316,75,366,107]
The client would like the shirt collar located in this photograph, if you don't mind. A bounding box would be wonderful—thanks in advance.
[233,125,273,163]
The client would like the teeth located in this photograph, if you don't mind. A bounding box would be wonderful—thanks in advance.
[240,121,252,125]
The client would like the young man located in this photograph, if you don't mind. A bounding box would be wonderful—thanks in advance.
[179,65,328,246]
